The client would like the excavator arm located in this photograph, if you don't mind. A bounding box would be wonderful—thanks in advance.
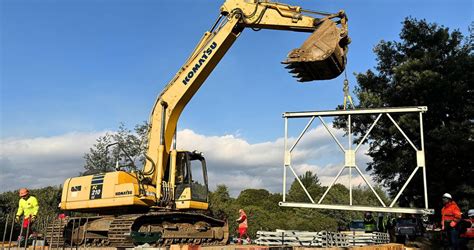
[142,0,350,202]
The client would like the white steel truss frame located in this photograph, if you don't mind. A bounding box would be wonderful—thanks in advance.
[279,106,434,215]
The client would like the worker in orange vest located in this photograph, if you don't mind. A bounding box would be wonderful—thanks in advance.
[236,209,251,244]
[441,193,462,249]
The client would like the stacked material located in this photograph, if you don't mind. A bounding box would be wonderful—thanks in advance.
[255,230,389,247]
[318,231,349,248]
[254,230,320,246]
[342,231,390,246]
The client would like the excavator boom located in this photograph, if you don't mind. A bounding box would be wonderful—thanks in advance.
[144,0,350,197]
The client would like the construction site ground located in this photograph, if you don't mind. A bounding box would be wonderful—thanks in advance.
[0,243,416,250]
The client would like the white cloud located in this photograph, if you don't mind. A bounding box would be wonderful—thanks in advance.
[0,126,375,199]
[0,132,107,192]
[177,126,374,196]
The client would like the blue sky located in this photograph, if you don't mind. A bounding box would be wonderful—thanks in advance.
[0,0,472,194]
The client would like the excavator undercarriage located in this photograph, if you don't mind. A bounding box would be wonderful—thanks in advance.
[46,212,228,248]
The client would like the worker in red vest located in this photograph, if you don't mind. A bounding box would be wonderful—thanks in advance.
[236,209,251,244]
[441,193,462,249]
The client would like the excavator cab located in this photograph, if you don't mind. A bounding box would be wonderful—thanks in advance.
[174,151,209,210]
[283,15,350,81]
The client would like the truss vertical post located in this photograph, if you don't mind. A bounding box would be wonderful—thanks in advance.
[283,117,288,202]
[348,114,352,206]
[349,166,352,206]
[420,112,428,209]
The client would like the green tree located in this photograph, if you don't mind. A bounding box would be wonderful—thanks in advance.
[236,189,279,210]
[287,171,323,202]
[209,185,234,220]
[83,122,148,173]
[335,18,473,211]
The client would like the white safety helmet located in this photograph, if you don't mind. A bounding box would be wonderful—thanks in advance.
[442,193,452,199]
[468,209,474,217]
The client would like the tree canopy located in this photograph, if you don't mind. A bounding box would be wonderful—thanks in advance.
[0,171,389,239]
[335,18,473,212]
[83,122,148,174]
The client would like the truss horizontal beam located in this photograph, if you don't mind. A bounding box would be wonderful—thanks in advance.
[282,106,427,118]
[279,202,434,215]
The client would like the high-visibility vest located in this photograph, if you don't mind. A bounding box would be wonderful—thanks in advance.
[16,196,39,218]
[441,201,461,223]
[364,217,377,232]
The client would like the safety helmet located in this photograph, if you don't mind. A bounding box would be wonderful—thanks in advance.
[442,193,452,199]
[468,209,474,217]
[19,188,29,197]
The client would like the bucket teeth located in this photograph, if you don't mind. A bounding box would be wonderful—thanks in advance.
[284,63,297,69]
[298,77,313,82]
[288,69,313,82]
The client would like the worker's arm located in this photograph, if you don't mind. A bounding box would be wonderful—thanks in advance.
[450,205,462,227]
[31,196,39,216]
[16,199,24,217]
[236,214,246,223]
[455,204,462,220]
[15,199,24,223]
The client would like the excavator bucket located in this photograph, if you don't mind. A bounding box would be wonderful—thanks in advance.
[283,19,350,82]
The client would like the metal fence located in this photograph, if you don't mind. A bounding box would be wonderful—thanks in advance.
[254,229,390,247]
[1,212,55,249]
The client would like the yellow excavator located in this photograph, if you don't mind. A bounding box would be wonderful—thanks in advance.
[46,0,350,247]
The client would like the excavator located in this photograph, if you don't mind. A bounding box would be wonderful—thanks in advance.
[46,0,350,247]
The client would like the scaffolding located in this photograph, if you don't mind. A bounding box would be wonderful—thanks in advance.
[279,106,434,215]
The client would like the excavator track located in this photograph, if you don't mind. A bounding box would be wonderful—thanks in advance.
[108,215,138,247]
[45,218,68,248]
[109,211,228,247]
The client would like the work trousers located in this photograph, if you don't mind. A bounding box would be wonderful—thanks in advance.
[445,221,460,250]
